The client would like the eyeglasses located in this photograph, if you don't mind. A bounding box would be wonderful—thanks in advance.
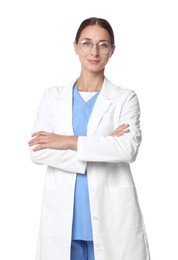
[78,39,114,54]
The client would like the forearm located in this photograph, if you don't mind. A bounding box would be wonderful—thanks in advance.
[28,132,78,151]
[28,133,85,172]
[28,125,131,166]
[77,134,141,163]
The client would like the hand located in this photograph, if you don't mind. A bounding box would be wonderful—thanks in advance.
[28,131,78,151]
[111,124,129,137]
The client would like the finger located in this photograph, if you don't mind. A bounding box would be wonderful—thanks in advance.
[31,131,48,137]
[32,144,46,152]
[28,136,41,146]
[111,128,130,137]
[114,124,129,131]
[117,124,129,130]
[28,138,36,146]
[114,127,130,135]
[28,136,47,146]
[112,124,129,135]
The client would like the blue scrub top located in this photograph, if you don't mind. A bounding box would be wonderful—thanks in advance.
[72,84,100,241]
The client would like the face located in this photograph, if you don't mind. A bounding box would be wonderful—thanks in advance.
[74,25,115,73]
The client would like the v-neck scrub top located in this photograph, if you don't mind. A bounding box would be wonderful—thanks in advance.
[72,85,100,241]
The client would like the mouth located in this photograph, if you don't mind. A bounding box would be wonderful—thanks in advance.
[87,59,100,65]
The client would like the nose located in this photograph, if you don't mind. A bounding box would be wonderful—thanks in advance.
[90,44,99,55]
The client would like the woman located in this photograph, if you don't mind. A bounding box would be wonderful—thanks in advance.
[28,17,150,260]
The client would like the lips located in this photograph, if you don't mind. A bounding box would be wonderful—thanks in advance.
[87,59,100,64]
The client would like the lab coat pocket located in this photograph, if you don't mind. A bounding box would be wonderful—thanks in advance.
[105,186,142,231]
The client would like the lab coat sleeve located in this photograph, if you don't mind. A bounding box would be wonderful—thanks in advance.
[30,148,86,173]
[77,91,142,163]
[29,89,86,174]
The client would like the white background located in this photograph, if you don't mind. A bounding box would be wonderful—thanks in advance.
[0,0,178,259]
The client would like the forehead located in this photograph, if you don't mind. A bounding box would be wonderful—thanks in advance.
[79,24,111,42]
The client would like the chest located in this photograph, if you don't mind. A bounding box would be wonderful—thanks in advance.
[52,94,122,136]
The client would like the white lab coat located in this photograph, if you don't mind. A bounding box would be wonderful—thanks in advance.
[30,77,150,260]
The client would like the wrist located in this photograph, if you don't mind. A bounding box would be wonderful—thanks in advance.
[66,136,78,150]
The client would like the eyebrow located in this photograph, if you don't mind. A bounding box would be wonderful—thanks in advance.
[80,38,110,43]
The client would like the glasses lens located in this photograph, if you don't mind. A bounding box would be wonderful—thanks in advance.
[79,40,93,52]
[98,41,112,54]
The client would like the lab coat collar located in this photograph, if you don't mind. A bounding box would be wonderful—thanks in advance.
[57,77,115,136]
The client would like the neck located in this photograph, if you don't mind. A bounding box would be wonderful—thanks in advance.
[76,72,105,92]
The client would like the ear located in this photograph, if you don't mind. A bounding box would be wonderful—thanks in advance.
[109,45,115,58]
[74,42,78,55]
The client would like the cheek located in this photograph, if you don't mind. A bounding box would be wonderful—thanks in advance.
[78,54,87,64]
[98,56,110,69]
[102,57,110,65]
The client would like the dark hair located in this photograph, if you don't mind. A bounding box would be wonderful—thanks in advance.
[75,17,115,45]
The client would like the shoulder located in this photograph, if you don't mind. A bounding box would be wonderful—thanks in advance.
[41,79,76,101]
[44,82,73,97]
[104,77,138,102]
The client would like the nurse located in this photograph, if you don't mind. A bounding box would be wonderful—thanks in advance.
[28,17,150,260]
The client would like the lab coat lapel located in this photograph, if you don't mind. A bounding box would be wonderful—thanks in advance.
[87,78,115,136]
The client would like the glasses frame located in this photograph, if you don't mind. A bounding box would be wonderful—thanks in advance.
[78,39,114,55]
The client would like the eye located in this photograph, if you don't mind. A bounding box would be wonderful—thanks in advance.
[98,41,110,49]
[81,40,92,47]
